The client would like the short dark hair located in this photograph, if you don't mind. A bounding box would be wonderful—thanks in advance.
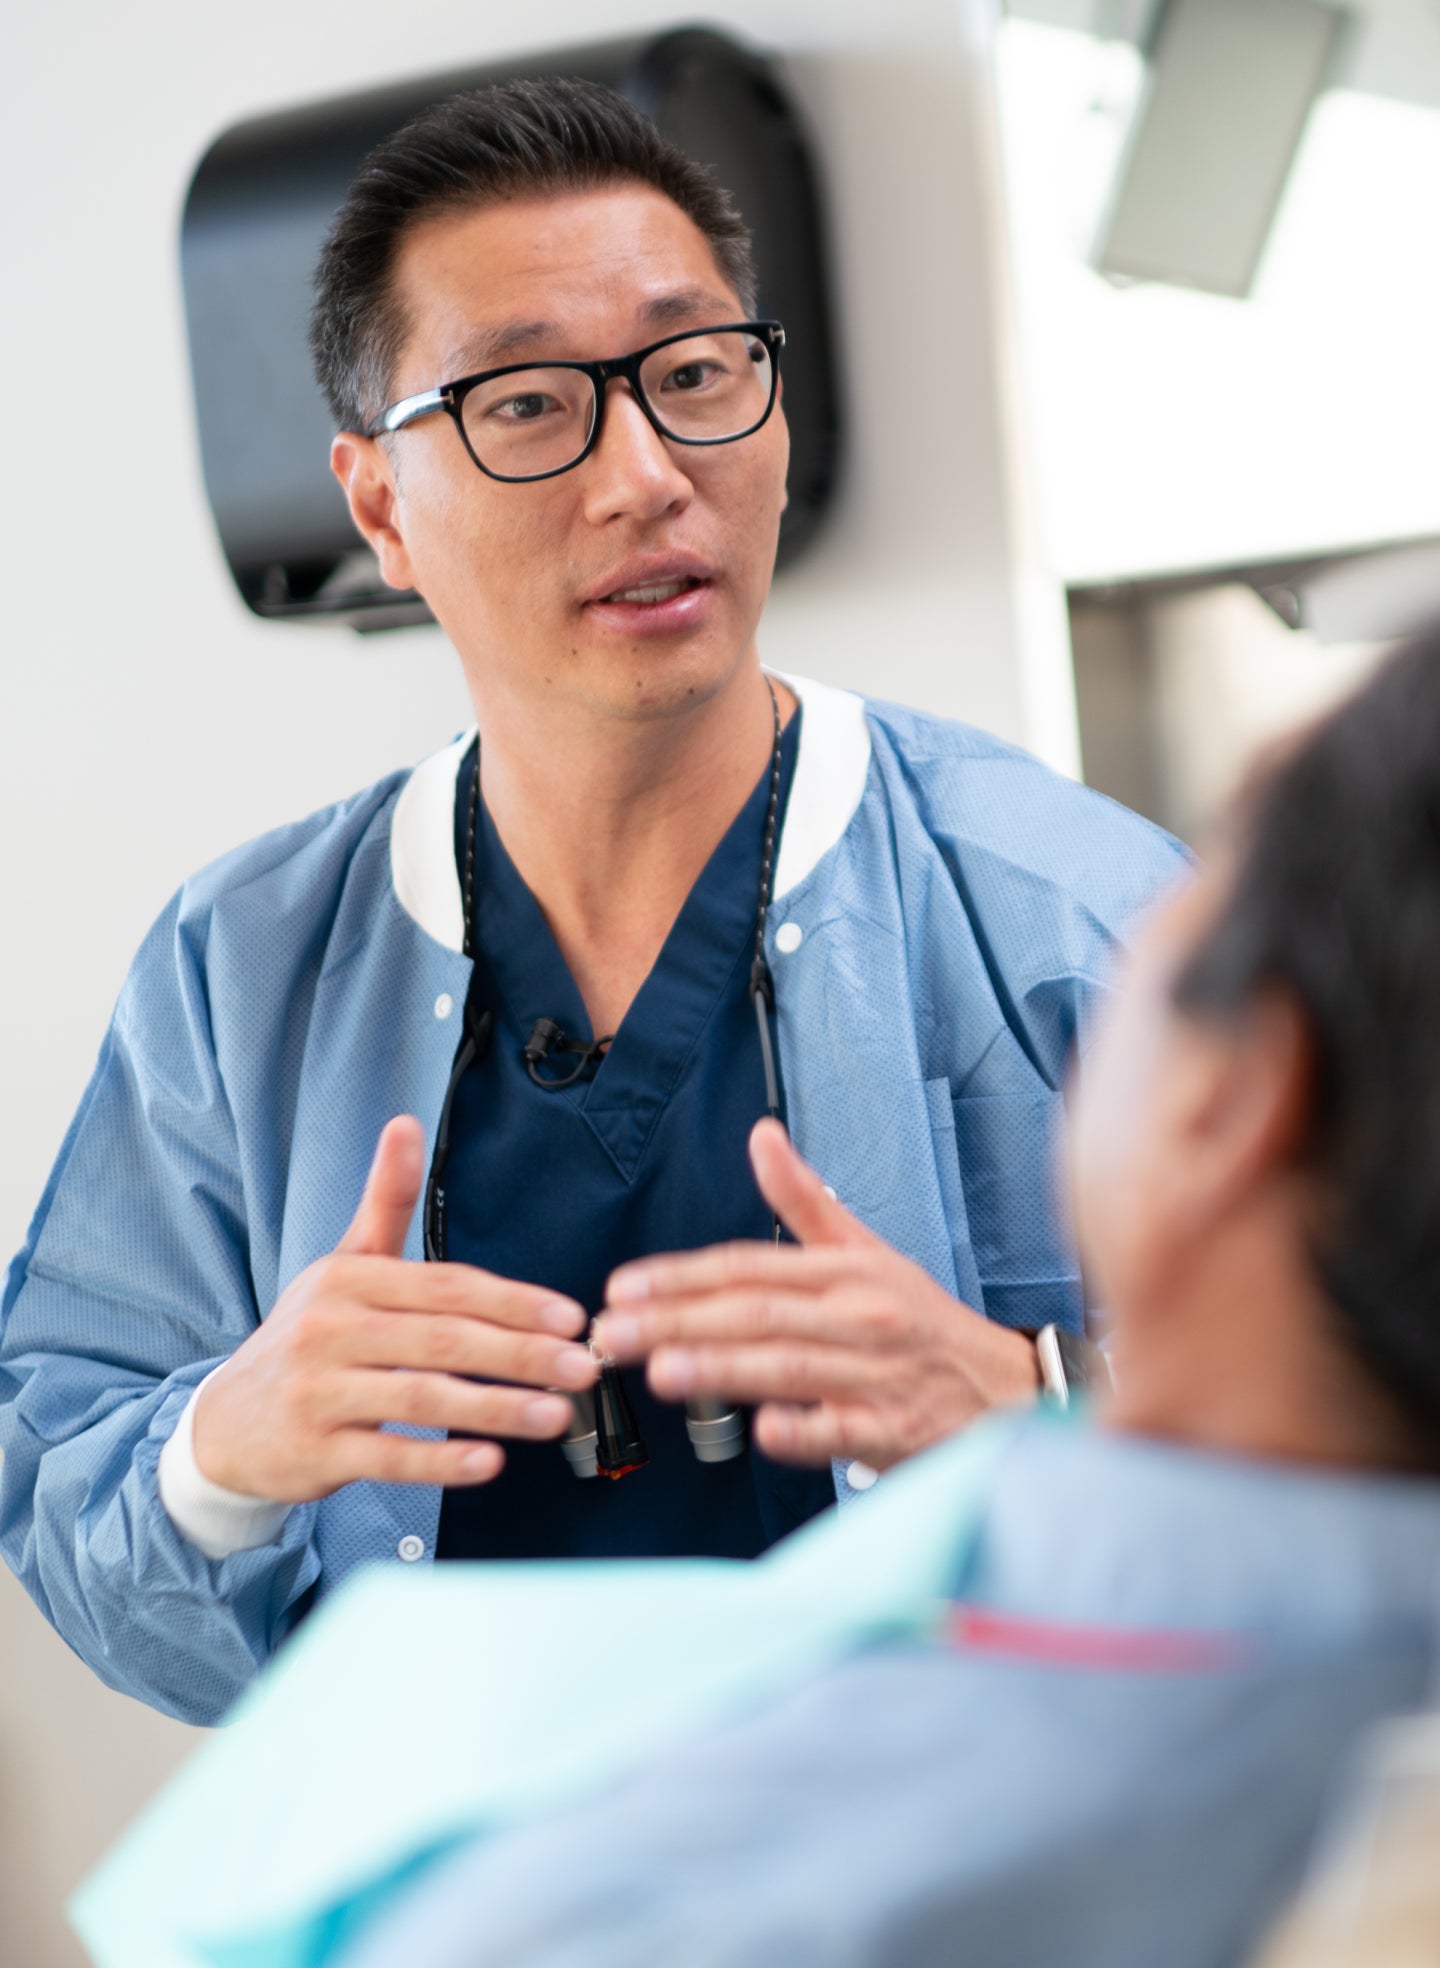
[310,77,758,433]
[1175,621,1440,1445]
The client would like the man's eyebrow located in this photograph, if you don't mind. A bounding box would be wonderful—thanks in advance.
[445,320,560,375]
[442,291,742,377]
[640,288,740,330]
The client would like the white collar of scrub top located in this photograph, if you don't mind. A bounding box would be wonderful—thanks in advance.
[388,669,874,954]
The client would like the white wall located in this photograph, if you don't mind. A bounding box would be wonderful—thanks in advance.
[2,3,1054,1960]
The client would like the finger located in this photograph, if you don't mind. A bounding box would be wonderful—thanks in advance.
[605,1240,872,1310]
[646,1339,881,1406]
[595,1286,914,1363]
[748,1118,878,1250]
[752,1400,894,1470]
[327,1430,510,1489]
[328,1257,585,1337]
[326,1371,579,1441]
[331,1310,597,1392]
[337,1117,426,1259]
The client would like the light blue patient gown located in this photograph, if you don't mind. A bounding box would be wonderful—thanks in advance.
[341,1414,1440,1968]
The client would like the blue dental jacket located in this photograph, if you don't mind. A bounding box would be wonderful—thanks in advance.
[0,675,1186,1723]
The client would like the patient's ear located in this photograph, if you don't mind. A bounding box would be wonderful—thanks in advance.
[1175,990,1313,1231]
[330,433,418,593]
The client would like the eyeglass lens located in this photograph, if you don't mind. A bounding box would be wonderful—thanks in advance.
[459,329,774,479]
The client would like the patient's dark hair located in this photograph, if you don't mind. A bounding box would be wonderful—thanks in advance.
[1176,620,1440,1440]
[310,77,757,434]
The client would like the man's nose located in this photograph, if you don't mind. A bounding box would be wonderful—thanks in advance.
[580,380,694,525]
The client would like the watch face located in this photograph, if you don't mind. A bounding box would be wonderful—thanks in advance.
[1038,1325,1114,1406]
[1053,1329,1110,1393]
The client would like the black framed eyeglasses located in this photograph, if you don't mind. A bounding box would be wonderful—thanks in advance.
[368,320,785,483]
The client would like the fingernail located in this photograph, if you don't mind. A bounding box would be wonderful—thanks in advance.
[524,1394,573,1433]
[607,1269,651,1304]
[538,1297,584,1336]
[651,1347,695,1396]
[592,1312,639,1357]
[759,1408,794,1451]
[551,1346,597,1389]
[461,1445,502,1479]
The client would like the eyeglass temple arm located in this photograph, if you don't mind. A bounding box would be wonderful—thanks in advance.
[368,386,449,438]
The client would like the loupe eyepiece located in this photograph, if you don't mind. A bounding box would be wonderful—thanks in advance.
[560,1386,599,1479]
[559,1345,745,1478]
[685,1399,747,1462]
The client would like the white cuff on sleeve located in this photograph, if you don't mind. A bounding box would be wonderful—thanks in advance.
[158,1369,291,1561]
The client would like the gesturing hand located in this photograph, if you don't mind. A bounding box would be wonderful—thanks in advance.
[592,1119,1039,1472]
[192,1116,597,1501]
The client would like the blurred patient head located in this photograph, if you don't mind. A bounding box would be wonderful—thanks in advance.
[1071,622,1440,1475]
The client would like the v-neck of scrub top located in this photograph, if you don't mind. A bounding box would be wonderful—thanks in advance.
[435,703,835,1563]
[470,741,780,1184]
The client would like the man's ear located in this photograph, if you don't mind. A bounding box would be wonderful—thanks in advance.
[1177,991,1314,1230]
[329,433,418,593]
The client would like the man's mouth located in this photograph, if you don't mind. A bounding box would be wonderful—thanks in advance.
[600,576,706,605]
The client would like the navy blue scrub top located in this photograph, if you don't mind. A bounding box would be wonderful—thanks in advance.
[435,707,836,1561]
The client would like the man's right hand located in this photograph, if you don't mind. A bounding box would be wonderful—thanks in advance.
[191,1116,597,1502]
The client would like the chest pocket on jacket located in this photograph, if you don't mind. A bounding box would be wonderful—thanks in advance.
[949,1087,1083,1334]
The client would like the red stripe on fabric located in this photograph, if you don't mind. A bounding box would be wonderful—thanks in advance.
[945,1605,1245,1673]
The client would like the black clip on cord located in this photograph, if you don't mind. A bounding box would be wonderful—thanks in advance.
[521,1017,614,1090]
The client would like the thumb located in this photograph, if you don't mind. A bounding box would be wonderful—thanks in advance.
[749,1118,876,1249]
[337,1116,426,1257]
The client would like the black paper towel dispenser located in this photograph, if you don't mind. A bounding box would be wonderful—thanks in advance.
[180,26,842,631]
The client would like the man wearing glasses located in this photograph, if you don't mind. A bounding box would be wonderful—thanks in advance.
[0,80,1182,1725]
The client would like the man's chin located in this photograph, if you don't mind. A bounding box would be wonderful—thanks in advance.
[577,635,757,725]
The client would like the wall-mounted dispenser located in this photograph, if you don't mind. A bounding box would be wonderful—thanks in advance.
[180,26,841,631]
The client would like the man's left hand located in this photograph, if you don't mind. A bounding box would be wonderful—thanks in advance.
[593,1119,1040,1472]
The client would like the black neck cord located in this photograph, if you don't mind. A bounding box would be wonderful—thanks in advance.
[751,679,784,1127]
[749,685,785,1247]
[421,747,493,1262]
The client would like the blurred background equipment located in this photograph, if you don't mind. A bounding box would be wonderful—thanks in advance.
[1094,0,1349,297]
[1068,538,1440,840]
[999,0,1440,841]
[180,26,841,630]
